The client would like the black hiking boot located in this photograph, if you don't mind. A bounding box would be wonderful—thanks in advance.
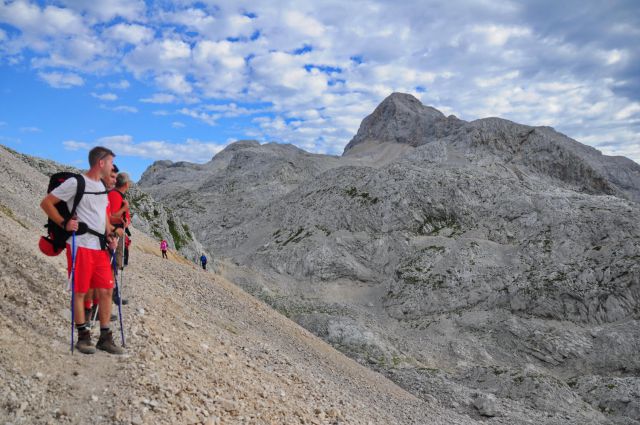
[75,329,96,354]
[96,330,125,355]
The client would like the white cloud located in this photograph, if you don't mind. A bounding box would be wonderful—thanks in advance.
[203,103,270,117]
[38,71,84,88]
[108,79,130,90]
[98,104,138,113]
[615,103,640,120]
[92,92,118,101]
[111,105,138,113]
[58,0,145,22]
[124,39,192,77]
[2,1,639,162]
[156,73,192,94]
[475,71,520,88]
[103,23,154,45]
[283,11,325,38]
[19,126,41,133]
[65,134,227,163]
[140,93,177,104]
[179,108,219,125]
[63,140,90,150]
[172,121,185,128]
[471,24,531,46]
[0,2,87,37]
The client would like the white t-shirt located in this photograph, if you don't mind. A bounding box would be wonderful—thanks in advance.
[51,175,108,250]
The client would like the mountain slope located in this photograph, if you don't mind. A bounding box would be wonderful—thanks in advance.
[0,145,473,424]
[139,93,640,424]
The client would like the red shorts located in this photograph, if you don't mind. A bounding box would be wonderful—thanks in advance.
[66,245,114,293]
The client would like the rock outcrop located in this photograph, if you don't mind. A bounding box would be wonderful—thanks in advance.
[139,93,640,424]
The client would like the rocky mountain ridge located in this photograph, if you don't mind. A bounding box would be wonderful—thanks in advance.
[139,93,640,424]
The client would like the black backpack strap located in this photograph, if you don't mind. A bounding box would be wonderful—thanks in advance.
[85,227,108,250]
[61,174,85,229]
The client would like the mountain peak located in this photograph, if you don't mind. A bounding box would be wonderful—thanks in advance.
[342,92,458,155]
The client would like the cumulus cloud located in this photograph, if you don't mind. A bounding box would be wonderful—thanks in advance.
[64,135,227,163]
[108,79,130,90]
[140,93,177,104]
[0,1,86,37]
[57,0,145,23]
[103,23,154,45]
[38,71,84,88]
[2,0,639,161]
[92,92,118,101]
[19,126,41,133]
[178,108,218,126]
[110,105,138,113]
[97,103,138,113]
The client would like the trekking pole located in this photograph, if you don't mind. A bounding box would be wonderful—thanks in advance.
[70,231,77,354]
[112,249,126,347]
[119,231,125,296]
[90,305,99,328]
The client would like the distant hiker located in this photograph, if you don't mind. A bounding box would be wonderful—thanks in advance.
[200,253,207,270]
[40,146,124,355]
[160,240,168,259]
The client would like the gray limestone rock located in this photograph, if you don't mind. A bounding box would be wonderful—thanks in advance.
[139,93,640,425]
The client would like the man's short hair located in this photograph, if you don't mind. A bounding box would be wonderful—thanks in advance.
[112,163,120,173]
[88,146,115,167]
[116,172,131,188]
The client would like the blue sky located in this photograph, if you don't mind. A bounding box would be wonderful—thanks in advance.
[0,0,639,181]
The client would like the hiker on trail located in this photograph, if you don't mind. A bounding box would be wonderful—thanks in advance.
[40,146,124,355]
[160,239,168,259]
[108,170,131,308]
[86,164,121,324]
[108,172,131,271]
[200,253,207,270]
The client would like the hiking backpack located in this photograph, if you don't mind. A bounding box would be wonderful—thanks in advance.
[39,172,108,256]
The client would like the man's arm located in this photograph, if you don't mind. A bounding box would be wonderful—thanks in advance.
[110,199,129,219]
[40,193,78,231]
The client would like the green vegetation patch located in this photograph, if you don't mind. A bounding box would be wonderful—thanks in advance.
[344,186,379,205]
[167,217,188,250]
[276,227,313,246]
[418,214,462,236]
[0,203,28,229]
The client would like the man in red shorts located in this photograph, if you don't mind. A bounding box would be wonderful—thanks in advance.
[40,146,124,355]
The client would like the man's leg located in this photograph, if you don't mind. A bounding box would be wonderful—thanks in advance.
[66,245,95,354]
[93,250,124,355]
[75,292,87,325]
[97,288,113,327]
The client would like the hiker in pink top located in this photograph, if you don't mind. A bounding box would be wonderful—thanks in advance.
[160,239,168,259]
